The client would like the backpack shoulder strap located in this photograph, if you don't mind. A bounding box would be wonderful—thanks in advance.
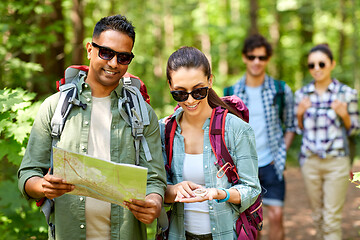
[223,85,234,96]
[209,106,239,185]
[164,115,177,175]
[274,79,286,120]
[51,68,87,138]
[118,76,152,165]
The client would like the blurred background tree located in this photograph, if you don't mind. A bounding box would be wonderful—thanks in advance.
[1,0,359,238]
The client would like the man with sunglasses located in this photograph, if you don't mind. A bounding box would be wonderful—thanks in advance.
[18,15,166,239]
[224,34,295,240]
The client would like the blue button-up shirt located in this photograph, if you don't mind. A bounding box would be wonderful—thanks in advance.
[159,108,261,240]
[231,75,295,179]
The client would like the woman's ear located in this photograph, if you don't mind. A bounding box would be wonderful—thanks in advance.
[331,60,337,70]
[209,74,214,88]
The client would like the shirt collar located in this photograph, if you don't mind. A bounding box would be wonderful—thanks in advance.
[239,74,272,91]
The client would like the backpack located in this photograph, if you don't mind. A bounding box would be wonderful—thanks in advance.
[38,65,152,239]
[224,79,286,121]
[157,95,263,240]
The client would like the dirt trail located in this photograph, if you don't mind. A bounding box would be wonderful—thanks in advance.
[259,162,360,240]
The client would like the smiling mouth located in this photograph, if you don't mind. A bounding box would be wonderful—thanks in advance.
[104,69,118,75]
[185,103,199,109]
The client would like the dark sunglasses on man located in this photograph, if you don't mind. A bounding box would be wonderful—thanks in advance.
[92,42,134,65]
[307,61,326,70]
[170,87,209,102]
[246,55,269,61]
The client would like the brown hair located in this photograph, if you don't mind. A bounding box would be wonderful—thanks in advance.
[166,46,243,119]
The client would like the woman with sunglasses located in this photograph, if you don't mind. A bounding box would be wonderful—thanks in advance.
[159,46,261,239]
[294,44,359,240]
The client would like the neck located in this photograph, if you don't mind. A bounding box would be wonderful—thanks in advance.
[86,76,117,98]
[245,72,265,87]
[314,77,332,93]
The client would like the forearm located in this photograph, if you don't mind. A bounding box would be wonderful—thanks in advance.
[340,113,351,130]
[24,176,45,199]
[297,113,304,130]
[284,131,295,150]
[217,188,241,204]
[164,184,177,203]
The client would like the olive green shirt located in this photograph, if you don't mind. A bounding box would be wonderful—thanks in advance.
[18,77,167,240]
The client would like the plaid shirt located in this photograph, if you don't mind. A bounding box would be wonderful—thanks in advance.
[232,74,295,180]
[294,79,359,165]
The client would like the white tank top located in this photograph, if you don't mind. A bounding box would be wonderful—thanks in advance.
[183,153,211,234]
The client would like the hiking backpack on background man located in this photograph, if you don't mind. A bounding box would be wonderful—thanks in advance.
[38,65,152,239]
[157,95,263,240]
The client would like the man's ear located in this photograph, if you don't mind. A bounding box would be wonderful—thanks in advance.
[86,42,92,60]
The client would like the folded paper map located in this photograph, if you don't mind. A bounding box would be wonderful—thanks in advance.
[53,147,147,207]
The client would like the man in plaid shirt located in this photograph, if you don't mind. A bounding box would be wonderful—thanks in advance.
[224,34,295,240]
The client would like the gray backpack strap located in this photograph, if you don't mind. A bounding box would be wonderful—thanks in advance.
[51,69,87,138]
[118,76,152,164]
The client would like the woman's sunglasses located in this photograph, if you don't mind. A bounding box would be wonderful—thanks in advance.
[170,87,209,102]
[92,42,134,65]
[308,61,326,69]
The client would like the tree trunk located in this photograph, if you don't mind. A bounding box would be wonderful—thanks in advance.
[71,0,85,65]
[35,0,65,94]
[298,1,314,87]
[338,0,347,66]
[249,0,259,35]
[351,0,359,90]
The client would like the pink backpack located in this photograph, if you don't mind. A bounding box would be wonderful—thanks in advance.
[163,95,263,240]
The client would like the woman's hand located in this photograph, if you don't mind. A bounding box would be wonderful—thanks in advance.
[177,188,225,203]
[331,99,351,129]
[165,181,203,203]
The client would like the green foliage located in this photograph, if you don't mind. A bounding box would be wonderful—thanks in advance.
[0,88,46,239]
[352,172,360,189]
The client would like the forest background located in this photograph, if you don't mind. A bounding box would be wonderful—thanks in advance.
[1,0,360,239]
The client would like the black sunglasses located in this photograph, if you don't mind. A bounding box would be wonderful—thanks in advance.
[246,55,269,61]
[92,42,134,65]
[170,87,209,102]
[308,61,326,69]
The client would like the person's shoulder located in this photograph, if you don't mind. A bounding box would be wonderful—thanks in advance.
[225,113,252,133]
[39,92,61,112]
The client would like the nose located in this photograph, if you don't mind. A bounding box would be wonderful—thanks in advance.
[185,94,196,104]
[107,56,118,68]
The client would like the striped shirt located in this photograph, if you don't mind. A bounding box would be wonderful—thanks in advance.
[294,79,359,165]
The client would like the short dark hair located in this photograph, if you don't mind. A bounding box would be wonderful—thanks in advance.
[242,34,272,57]
[93,15,135,44]
[308,44,333,62]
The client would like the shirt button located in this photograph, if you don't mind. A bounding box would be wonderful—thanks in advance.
[212,228,216,231]
[205,146,208,149]
[113,125,116,129]
[81,146,86,151]
[80,224,85,229]
[84,121,89,125]
[84,84,88,88]
[205,165,208,169]
[79,197,84,201]
[209,206,213,210]
[86,98,91,102]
